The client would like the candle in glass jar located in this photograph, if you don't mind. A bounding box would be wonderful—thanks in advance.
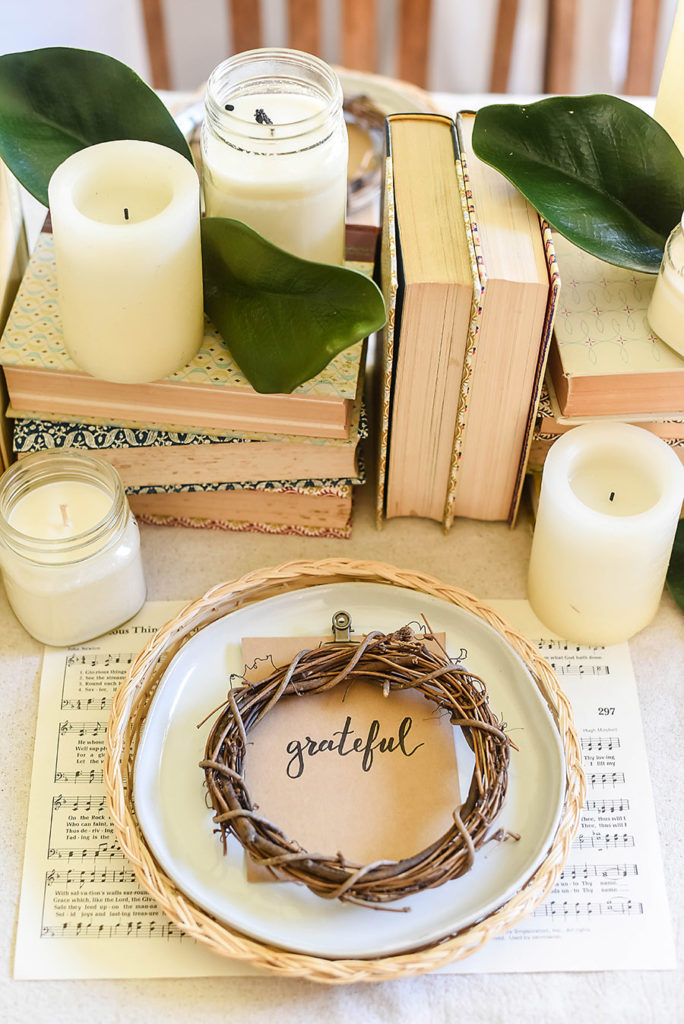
[48,140,204,383]
[0,452,146,646]
[528,422,684,645]
[647,212,684,356]
[201,49,348,264]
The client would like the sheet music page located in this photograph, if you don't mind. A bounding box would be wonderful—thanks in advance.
[13,599,675,979]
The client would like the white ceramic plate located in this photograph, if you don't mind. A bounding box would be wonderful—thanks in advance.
[133,582,565,958]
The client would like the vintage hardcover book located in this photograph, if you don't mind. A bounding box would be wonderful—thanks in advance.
[13,400,366,488]
[549,232,684,417]
[528,377,684,471]
[377,113,478,524]
[0,228,377,440]
[0,160,28,470]
[127,478,353,533]
[445,112,558,524]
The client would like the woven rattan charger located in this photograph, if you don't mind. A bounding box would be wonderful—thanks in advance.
[104,558,584,984]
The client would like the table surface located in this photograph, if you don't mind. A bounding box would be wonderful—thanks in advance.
[1,91,681,1024]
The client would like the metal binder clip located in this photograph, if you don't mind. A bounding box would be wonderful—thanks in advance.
[332,609,352,642]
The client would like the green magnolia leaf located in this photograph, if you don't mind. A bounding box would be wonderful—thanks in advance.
[473,95,684,273]
[666,520,684,614]
[201,218,386,394]
[0,47,192,206]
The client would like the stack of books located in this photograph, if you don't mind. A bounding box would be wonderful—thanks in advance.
[376,112,558,527]
[528,232,684,488]
[0,160,28,472]
[0,226,377,536]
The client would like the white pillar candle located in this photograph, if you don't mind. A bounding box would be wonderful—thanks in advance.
[528,422,684,645]
[201,49,348,264]
[0,451,146,646]
[655,0,684,155]
[48,140,204,384]
[647,212,684,356]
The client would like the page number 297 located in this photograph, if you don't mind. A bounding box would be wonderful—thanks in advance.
[598,706,615,716]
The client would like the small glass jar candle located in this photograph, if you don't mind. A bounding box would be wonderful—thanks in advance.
[0,451,146,646]
[201,48,348,264]
[48,140,204,383]
[647,212,684,357]
[528,422,684,645]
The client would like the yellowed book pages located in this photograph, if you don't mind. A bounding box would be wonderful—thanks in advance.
[449,113,550,522]
[129,482,352,529]
[383,114,474,522]
[0,161,28,469]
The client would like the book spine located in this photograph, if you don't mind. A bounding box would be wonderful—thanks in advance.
[441,119,485,532]
[506,219,561,526]
[375,125,399,527]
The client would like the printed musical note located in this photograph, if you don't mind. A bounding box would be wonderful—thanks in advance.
[58,720,107,738]
[51,795,108,814]
[549,662,610,677]
[53,769,104,785]
[581,736,621,752]
[560,863,638,881]
[587,771,626,788]
[41,920,186,940]
[534,899,643,918]
[47,841,123,860]
[60,697,110,712]
[45,867,138,888]
[583,799,630,813]
[571,833,635,851]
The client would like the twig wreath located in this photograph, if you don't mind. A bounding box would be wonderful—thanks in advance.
[200,625,514,908]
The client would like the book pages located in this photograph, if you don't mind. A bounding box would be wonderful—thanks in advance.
[13,600,675,978]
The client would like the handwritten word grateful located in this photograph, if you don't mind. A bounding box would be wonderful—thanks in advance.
[285,715,424,779]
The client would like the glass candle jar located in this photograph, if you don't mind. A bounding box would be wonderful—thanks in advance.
[647,212,684,357]
[201,48,348,264]
[0,451,146,646]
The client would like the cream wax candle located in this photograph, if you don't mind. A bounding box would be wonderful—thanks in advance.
[528,422,684,645]
[48,140,203,383]
[0,451,146,646]
[647,212,684,356]
[201,49,348,264]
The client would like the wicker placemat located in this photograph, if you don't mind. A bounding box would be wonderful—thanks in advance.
[104,558,584,983]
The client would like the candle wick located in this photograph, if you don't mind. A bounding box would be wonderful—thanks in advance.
[255,108,274,126]
[609,492,615,502]
[123,207,130,221]
[224,103,234,111]
[60,503,72,528]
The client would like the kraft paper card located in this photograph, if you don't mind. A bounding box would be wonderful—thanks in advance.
[240,635,462,868]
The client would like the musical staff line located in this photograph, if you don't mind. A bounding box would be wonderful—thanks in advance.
[46,867,138,888]
[52,794,108,814]
[41,920,187,941]
[48,842,123,861]
[560,863,638,881]
[583,799,630,813]
[53,769,104,785]
[571,833,635,851]
[534,899,643,918]
[587,772,626,788]
[581,736,621,752]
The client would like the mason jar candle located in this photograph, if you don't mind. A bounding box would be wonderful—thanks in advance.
[647,212,684,356]
[0,451,146,646]
[528,422,684,645]
[201,48,348,264]
[48,140,204,383]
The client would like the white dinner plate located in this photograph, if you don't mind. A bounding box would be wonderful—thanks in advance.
[133,582,565,958]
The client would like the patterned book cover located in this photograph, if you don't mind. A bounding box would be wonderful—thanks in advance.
[0,233,364,401]
[12,401,368,453]
[549,231,684,415]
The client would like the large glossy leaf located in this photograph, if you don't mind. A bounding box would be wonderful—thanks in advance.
[473,95,684,272]
[666,521,684,615]
[201,218,386,394]
[0,48,192,206]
